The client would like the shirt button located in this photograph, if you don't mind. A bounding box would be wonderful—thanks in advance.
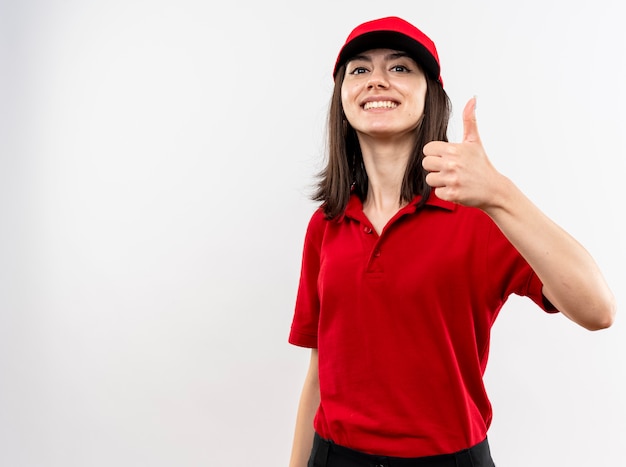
[363,226,372,234]
[373,249,381,257]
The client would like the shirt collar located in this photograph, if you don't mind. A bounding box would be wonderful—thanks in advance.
[341,189,456,223]
[421,190,457,211]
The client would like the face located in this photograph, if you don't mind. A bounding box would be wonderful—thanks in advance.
[341,48,427,140]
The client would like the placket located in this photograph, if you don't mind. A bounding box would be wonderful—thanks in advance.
[361,222,384,274]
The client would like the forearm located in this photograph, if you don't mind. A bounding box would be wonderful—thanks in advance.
[484,176,616,330]
[289,349,320,467]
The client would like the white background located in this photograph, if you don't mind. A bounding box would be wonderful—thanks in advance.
[1,0,625,466]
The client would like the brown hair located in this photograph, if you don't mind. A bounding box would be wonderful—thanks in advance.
[313,63,451,219]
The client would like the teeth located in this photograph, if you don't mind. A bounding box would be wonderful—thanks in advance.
[363,101,397,110]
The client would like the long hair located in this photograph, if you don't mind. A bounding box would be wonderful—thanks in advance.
[313,63,451,219]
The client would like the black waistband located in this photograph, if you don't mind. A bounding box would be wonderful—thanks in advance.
[311,432,494,467]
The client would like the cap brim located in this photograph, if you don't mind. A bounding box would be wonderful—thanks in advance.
[334,30,440,82]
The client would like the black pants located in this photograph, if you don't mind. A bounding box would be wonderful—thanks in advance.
[308,433,496,467]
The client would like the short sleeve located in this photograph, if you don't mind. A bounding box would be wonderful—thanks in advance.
[486,221,559,314]
[288,209,327,348]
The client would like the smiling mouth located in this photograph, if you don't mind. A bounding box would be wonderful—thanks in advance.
[363,101,398,110]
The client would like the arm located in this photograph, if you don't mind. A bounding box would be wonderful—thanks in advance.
[289,349,320,467]
[423,97,616,330]
[482,176,615,330]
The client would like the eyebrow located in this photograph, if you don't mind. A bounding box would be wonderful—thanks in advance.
[348,51,411,63]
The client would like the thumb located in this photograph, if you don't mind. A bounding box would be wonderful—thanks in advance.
[462,96,481,143]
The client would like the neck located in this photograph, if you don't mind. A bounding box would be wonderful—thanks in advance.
[359,136,413,212]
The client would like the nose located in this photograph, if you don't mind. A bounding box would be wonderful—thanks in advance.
[367,69,389,89]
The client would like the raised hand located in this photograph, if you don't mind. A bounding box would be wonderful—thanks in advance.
[422,96,504,210]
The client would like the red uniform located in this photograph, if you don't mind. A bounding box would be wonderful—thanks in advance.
[289,191,557,457]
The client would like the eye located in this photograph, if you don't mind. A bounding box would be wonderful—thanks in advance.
[349,66,369,75]
[391,64,410,72]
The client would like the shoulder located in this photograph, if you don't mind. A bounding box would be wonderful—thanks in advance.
[308,206,327,226]
[304,207,327,234]
[448,204,519,256]
[423,191,496,234]
[302,207,328,249]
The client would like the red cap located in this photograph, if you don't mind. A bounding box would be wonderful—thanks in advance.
[333,16,442,86]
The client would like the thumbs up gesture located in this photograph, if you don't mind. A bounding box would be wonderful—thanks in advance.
[422,97,503,209]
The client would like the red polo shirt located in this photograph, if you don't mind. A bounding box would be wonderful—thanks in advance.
[289,191,557,457]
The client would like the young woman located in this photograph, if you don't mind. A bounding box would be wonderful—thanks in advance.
[288,16,615,467]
